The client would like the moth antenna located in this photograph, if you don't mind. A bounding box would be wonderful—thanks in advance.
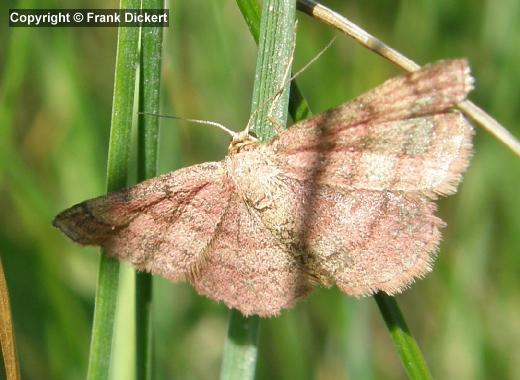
[244,36,336,135]
[140,112,238,139]
[289,36,336,82]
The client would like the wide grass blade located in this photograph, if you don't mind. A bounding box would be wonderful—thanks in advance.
[236,0,311,121]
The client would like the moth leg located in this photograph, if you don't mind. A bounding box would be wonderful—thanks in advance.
[267,114,287,135]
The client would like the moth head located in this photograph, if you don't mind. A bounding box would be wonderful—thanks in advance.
[228,130,259,154]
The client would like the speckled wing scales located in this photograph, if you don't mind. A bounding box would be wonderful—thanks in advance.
[245,171,443,297]
[53,162,230,281]
[271,112,473,197]
[284,59,473,129]
[190,193,313,317]
[295,185,443,296]
[259,60,474,296]
[269,60,474,197]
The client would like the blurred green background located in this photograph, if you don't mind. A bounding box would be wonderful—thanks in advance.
[1,0,520,379]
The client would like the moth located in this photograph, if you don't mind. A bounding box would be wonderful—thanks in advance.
[53,60,474,317]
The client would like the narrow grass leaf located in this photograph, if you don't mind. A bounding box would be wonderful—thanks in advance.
[375,293,433,379]
[136,1,164,379]
[87,1,141,379]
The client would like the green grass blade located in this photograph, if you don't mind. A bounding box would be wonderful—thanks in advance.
[374,293,433,379]
[236,0,261,43]
[249,0,296,140]
[220,311,261,380]
[236,0,311,122]
[86,2,141,379]
[220,1,297,379]
[136,1,164,379]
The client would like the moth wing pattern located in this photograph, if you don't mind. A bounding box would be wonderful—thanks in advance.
[255,59,474,296]
[292,182,443,295]
[269,59,474,197]
[52,59,476,315]
[288,59,473,128]
[242,169,443,297]
[190,193,313,317]
[269,112,473,198]
[53,162,230,281]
